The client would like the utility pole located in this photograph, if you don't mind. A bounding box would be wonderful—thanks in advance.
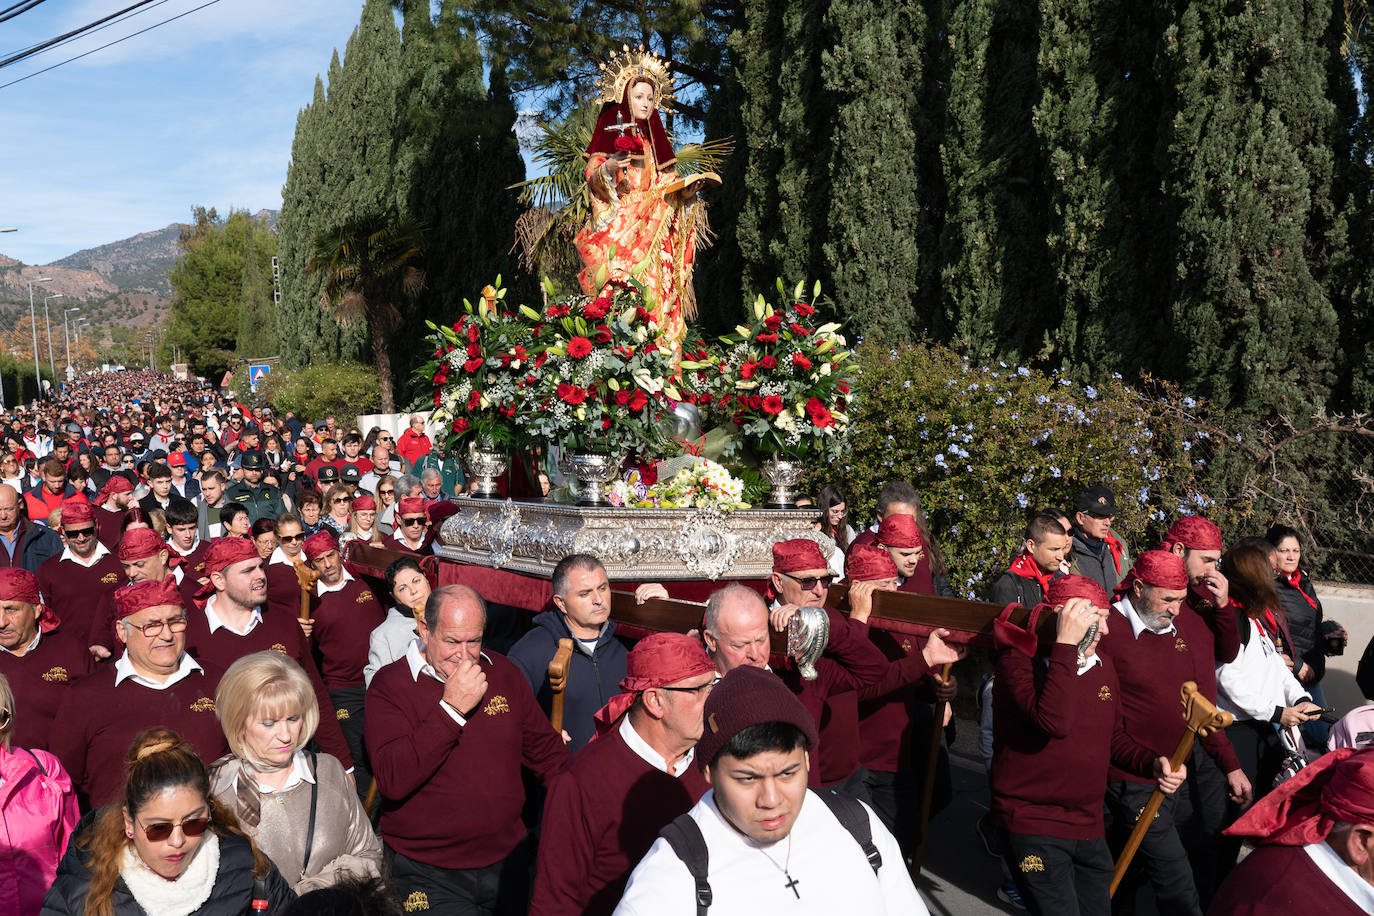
[27,277,51,402]
[64,307,80,377]
[43,293,62,382]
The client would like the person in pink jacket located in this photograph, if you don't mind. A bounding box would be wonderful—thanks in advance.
[0,672,78,915]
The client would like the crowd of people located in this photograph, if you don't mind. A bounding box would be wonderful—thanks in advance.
[0,371,1371,915]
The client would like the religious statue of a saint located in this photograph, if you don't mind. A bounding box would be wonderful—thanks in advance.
[575,47,718,358]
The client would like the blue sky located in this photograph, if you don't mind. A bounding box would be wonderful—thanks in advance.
[0,0,367,266]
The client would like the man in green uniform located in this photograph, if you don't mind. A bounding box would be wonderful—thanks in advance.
[224,450,290,522]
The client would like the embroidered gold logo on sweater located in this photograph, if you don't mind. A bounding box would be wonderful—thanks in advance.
[901,639,913,653]
[403,891,429,911]
[190,697,215,713]
[42,666,68,682]
[1019,855,1044,873]
[1174,638,1188,653]
[483,695,510,716]
[337,708,350,720]
[100,573,119,584]
[1098,685,1112,701]
[271,643,288,655]
[357,591,374,603]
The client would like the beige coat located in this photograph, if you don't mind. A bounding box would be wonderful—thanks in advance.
[210,751,382,894]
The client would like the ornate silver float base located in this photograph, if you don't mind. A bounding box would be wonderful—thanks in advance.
[463,442,508,499]
[761,455,806,508]
[557,452,622,507]
[437,498,834,580]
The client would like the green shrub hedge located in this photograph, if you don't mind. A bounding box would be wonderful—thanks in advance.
[254,363,381,422]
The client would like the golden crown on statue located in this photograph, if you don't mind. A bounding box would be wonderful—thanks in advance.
[595,44,676,111]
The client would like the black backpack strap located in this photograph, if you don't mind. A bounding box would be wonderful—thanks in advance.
[659,812,712,916]
[24,747,46,776]
[300,750,319,878]
[817,789,882,875]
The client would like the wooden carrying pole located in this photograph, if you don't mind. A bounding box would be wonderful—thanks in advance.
[292,561,317,621]
[1109,681,1233,897]
[547,638,575,733]
[910,661,953,881]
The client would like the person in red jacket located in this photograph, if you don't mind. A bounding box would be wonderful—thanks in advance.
[530,632,716,916]
[22,459,88,528]
[366,584,568,915]
[1210,747,1374,916]
[395,415,431,469]
[992,574,1184,916]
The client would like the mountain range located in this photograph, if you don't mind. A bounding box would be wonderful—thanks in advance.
[0,209,280,329]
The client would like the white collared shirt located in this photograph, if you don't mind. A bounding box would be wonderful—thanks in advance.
[204,593,262,637]
[1,630,40,656]
[405,637,492,727]
[59,540,112,567]
[1077,652,1103,676]
[268,546,297,568]
[169,537,201,558]
[1113,595,1176,639]
[620,714,694,776]
[1306,840,1374,911]
[113,650,203,690]
[316,569,355,596]
[253,749,317,794]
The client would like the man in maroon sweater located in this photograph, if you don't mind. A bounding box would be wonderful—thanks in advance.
[50,576,227,808]
[875,512,935,595]
[531,632,716,916]
[164,498,209,575]
[0,567,93,750]
[300,529,384,795]
[93,474,135,553]
[367,584,568,915]
[1098,550,1249,916]
[703,540,888,791]
[993,574,1184,916]
[1211,747,1374,916]
[36,500,123,657]
[183,537,353,771]
[386,496,429,553]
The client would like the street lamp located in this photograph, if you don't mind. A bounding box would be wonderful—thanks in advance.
[63,307,80,376]
[27,277,52,401]
[0,228,15,233]
[43,293,62,382]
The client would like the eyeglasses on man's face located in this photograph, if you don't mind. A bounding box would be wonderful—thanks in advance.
[124,615,188,638]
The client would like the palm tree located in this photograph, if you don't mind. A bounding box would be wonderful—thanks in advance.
[306,215,425,414]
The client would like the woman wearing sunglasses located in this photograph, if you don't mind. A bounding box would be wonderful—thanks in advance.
[209,653,381,894]
[41,727,294,916]
[320,486,353,536]
[372,476,397,536]
[0,673,78,916]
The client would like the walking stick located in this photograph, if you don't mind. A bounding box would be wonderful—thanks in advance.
[910,661,953,881]
[548,638,575,734]
[362,601,427,816]
[1109,681,1233,897]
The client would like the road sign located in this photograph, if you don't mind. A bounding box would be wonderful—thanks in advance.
[248,364,272,388]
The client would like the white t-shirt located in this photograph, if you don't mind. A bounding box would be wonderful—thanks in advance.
[615,789,927,916]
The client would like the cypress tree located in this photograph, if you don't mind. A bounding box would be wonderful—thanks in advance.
[1159,0,1340,414]
[820,0,925,341]
[236,216,278,359]
[276,73,328,368]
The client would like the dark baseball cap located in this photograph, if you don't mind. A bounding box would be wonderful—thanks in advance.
[340,465,361,484]
[1074,485,1118,518]
[317,465,340,484]
[240,450,266,470]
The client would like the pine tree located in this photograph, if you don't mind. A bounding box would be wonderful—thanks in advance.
[1160,0,1341,414]
[236,216,278,359]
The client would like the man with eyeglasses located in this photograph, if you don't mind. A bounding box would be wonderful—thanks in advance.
[0,567,93,751]
[51,576,229,808]
[299,529,384,798]
[36,500,124,659]
[1068,485,1132,595]
[510,554,630,751]
[532,633,716,916]
[184,537,354,774]
[701,541,887,792]
[386,497,430,554]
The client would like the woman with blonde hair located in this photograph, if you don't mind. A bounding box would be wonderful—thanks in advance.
[209,652,380,893]
[0,673,79,916]
[40,727,294,916]
[320,485,353,536]
[340,493,382,547]
[373,475,397,536]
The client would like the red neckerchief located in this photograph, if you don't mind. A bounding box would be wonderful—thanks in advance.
[1103,531,1124,575]
[1286,570,1320,612]
[1260,608,1283,648]
[1008,552,1052,598]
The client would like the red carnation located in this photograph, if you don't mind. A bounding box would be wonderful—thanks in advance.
[793,355,813,371]
[467,342,481,358]
[499,403,517,417]
[636,308,653,324]
[764,315,783,331]
[452,417,471,434]
[739,361,757,380]
[535,352,548,368]
[806,397,834,428]
[557,383,587,405]
[698,393,714,406]
[432,391,442,406]
[463,358,483,374]
[512,345,527,360]
[584,297,612,320]
[760,355,778,370]
[594,324,613,343]
[467,391,481,411]
[613,345,635,359]
[756,332,779,343]
[547,304,568,318]
[466,325,480,343]
[794,302,815,316]
[601,417,613,429]
[615,389,632,405]
[790,322,811,336]
[762,395,784,415]
[747,395,763,410]
[628,390,648,412]
[838,382,850,394]
[567,336,593,359]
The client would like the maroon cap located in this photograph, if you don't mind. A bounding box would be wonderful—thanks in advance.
[771,539,829,574]
[352,493,376,511]
[1161,516,1223,552]
[592,633,716,734]
[202,537,260,577]
[397,496,425,518]
[118,527,167,562]
[877,514,923,549]
[696,665,818,772]
[61,500,94,527]
[303,530,339,562]
[1046,574,1110,608]
[844,543,899,582]
[0,568,41,604]
[114,577,182,620]
[1130,549,1189,590]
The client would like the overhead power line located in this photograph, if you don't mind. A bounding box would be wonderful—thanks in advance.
[0,0,161,71]
[0,0,50,26]
[0,0,176,64]
[0,0,226,92]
